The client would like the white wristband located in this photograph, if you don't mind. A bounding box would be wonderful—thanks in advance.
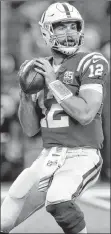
[49,80,73,104]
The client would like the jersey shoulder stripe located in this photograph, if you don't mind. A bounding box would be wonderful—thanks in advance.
[77,52,102,73]
[83,54,109,73]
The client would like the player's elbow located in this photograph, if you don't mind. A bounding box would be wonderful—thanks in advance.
[79,113,94,126]
[24,128,40,137]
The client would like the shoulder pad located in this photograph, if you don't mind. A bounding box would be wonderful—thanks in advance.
[76,52,109,75]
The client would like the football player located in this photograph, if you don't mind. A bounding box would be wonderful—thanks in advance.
[1,2,109,234]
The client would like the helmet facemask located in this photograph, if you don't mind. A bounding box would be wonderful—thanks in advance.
[51,21,83,55]
[40,21,84,55]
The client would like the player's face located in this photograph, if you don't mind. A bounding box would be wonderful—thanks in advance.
[53,21,79,47]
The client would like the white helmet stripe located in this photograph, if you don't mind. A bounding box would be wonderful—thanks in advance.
[77,52,101,72]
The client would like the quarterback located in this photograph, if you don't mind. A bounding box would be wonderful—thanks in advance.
[1,2,109,234]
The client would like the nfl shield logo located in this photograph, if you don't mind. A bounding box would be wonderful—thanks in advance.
[63,71,74,84]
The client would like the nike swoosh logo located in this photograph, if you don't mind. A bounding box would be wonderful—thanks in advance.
[93,58,101,63]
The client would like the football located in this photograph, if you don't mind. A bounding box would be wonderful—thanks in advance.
[20,67,45,94]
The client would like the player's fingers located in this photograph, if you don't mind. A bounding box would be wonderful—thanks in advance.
[38,58,50,65]
[34,67,45,76]
[34,62,45,72]
[34,58,44,66]
[34,59,51,73]
[23,58,43,73]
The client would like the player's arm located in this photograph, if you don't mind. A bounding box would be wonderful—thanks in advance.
[18,60,41,136]
[18,91,41,136]
[57,54,109,125]
[33,55,109,125]
[51,54,108,125]
[48,79,103,125]
[60,88,102,125]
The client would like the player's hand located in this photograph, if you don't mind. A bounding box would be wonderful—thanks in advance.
[34,58,56,86]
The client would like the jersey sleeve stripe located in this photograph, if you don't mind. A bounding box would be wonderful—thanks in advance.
[80,54,109,74]
[93,55,109,65]
[82,55,109,72]
[83,59,92,72]
[79,84,103,94]
[76,52,101,72]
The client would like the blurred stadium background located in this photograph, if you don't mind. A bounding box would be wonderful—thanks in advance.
[1,0,110,233]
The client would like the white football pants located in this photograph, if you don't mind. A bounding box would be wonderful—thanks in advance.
[1,147,102,232]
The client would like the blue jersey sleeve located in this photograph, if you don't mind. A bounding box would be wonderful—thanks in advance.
[80,53,109,86]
